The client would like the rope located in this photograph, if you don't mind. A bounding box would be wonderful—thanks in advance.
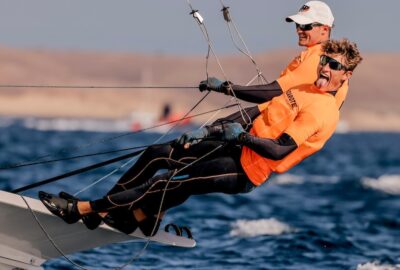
[20,195,90,270]
[17,3,265,269]
[0,145,147,170]
[73,91,211,197]
[219,0,268,85]
[12,148,147,193]
[185,0,252,127]
[2,103,239,171]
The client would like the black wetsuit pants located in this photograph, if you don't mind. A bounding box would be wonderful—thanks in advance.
[90,140,254,215]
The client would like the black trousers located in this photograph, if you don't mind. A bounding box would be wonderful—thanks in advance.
[90,140,253,215]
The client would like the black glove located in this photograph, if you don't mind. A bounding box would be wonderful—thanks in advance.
[177,127,209,148]
[199,77,232,95]
[219,122,245,142]
[207,122,245,143]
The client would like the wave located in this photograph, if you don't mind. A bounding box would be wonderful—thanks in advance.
[230,218,294,237]
[361,175,400,195]
[272,173,339,185]
[272,174,304,185]
[357,261,400,270]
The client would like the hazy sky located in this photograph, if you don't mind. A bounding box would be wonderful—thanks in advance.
[0,0,397,54]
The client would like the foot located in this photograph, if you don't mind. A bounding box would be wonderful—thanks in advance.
[102,208,138,235]
[38,191,81,224]
[59,192,102,230]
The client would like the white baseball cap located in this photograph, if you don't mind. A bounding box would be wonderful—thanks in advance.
[286,1,334,27]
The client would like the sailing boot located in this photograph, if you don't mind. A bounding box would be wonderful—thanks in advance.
[59,191,102,230]
[38,191,81,224]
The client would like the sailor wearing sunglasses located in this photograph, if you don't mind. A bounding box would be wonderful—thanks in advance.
[201,1,349,112]
[39,40,363,235]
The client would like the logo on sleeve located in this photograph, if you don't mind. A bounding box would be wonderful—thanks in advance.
[285,90,298,109]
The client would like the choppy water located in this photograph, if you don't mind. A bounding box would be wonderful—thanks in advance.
[1,121,399,270]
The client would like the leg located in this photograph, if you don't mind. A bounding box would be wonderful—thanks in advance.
[90,148,250,214]
[108,140,224,194]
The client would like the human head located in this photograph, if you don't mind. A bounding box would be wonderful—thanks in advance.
[286,1,334,47]
[315,38,363,92]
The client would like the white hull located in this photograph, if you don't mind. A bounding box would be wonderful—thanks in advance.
[0,190,195,269]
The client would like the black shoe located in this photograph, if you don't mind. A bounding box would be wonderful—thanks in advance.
[102,208,138,235]
[39,191,81,224]
[138,216,162,237]
[59,192,102,230]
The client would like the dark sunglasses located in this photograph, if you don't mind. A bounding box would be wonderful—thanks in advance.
[295,23,323,31]
[320,55,347,71]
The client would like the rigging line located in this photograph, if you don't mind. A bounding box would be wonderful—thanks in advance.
[185,1,251,127]
[73,91,212,197]
[219,0,268,85]
[0,145,154,170]
[0,84,197,89]
[12,148,146,193]
[73,94,215,269]
[20,195,91,270]
[5,103,239,170]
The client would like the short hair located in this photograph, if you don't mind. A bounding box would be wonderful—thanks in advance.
[322,38,363,71]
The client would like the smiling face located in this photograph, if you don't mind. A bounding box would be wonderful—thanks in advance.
[315,54,352,92]
[296,23,330,47]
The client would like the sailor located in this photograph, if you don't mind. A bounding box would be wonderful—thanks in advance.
[204,1,348,110]
[39,39,362,237]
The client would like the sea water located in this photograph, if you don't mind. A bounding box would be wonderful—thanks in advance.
[0,122,399,270]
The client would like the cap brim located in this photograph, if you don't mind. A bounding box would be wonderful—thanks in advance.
[285,14,314,25]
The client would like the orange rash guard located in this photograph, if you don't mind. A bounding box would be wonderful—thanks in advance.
[240,84,339,186]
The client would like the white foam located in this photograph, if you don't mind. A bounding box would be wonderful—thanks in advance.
[230,218,294,237]
[357,261,400,270]
[272,174,304,185]
[362,175,400,195]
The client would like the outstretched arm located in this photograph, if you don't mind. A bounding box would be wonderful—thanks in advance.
[229,81,283,103]
[199,77,282,104]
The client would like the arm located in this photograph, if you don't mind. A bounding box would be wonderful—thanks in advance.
[212,106,261,128]
[207,122,298,160]
[199,78,282,104]
[239,133,297,160]
[228,81,283,103]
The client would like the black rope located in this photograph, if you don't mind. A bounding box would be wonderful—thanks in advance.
[3,103,239,170]
[0,145,152,170]
[12,148,146,193]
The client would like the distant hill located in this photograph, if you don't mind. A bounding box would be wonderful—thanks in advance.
[0,46,399,131]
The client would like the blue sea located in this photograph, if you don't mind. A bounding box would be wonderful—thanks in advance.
[1,120,399,270]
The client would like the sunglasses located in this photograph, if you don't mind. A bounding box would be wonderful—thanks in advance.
[320,55,347,71]
[295,23,323,31]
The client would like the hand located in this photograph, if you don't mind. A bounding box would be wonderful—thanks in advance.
[177,128,209,148]
[220,122,245,142]
[199,77,231,94]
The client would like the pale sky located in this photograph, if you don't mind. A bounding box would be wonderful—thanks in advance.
[0,0,397,54]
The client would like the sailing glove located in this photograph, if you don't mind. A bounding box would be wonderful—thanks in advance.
[199,77,232,95]
[207,122,245,143]
[177,127,209,148]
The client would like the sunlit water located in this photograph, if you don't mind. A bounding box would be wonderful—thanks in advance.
[1,121,399,270]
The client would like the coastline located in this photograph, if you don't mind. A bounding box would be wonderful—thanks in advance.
[0,46,399,132]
